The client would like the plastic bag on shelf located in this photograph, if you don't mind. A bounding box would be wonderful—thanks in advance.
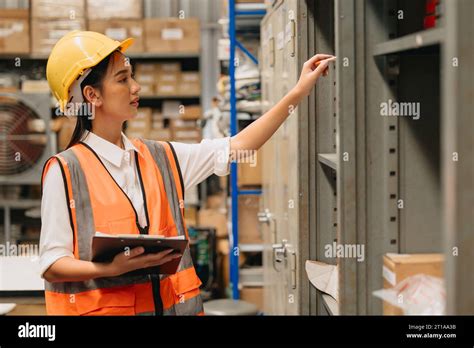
[373,274,446,315]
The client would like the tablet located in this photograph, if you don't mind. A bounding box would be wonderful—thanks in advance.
[91,233,189,275]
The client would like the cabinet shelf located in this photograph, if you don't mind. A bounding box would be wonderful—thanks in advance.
[318,153,338,171]
[239,243,264,252]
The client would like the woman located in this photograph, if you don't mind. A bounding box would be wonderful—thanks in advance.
[40,31,335,316]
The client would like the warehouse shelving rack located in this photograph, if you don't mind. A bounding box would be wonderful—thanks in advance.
[228,0,266,300]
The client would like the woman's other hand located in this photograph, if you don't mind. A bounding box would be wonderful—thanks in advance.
[106,247,181,277]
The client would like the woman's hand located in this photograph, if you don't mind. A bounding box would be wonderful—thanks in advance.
[293,54,337,97]
[106,247,182,277]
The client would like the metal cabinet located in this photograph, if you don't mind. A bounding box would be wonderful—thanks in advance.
[260,0,304,315]
[261,0,474,315]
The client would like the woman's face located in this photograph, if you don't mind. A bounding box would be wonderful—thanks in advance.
[98,51,141,121]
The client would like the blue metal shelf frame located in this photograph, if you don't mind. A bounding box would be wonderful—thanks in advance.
[228,0,266,300]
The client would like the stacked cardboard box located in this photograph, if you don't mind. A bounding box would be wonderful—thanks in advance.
[86,0,142,20]
[31,0,86,54]
[170,117,201,143]
[125,107,151,139]
[134,63,156,96]
[144,18,200,54]
[88,20,144,53]
[148,110,172,142]
[178,72,201,96]
[134,62,200,98]
[0,9,30,54]
[155,63,181,96]
[198,208,228,238]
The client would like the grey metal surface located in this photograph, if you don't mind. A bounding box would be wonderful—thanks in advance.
[312,0,337,316]
[335,0,358,315]
[297,0,314,316]
[442,0,474,314]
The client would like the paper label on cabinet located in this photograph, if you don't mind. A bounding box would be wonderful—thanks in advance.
[383,265,396,286]
[276,31,285,50]
[285,22,294,43]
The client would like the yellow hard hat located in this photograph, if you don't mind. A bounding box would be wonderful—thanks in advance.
[46,30,134,112]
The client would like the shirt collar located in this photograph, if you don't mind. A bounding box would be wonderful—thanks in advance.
[81,130,143,167]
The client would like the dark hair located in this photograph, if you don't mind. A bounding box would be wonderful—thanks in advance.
[66,51,116,149]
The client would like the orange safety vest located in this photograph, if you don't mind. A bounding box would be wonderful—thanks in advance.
[41,139,204,316]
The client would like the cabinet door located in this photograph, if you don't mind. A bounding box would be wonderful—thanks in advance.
[261,0,303,315]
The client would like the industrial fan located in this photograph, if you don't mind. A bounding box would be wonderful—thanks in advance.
[0,93,55,184]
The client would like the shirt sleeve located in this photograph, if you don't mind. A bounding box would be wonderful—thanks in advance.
[39,160,75,278]
[170,137,231,191]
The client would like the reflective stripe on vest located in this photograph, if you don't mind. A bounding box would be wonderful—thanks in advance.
[41,139,203,316]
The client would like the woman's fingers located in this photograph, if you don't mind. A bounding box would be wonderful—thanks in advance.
[305,54,335,70]
[312,57,337,77]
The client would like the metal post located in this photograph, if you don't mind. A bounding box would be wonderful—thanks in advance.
[228,0,240,300]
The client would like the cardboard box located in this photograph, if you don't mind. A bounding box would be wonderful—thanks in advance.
[240,287,263,312]
[134,73,154,85]
[170,119,197,129]
[157,62,181,73]
[145,18,200,53]
[125,128,148,139]
[237,149,262,187]
[180,72,200,83]
[198,209,228,238]
[0,9,29,54]
[178,71,201,96]
[184,206,198,227]
[88,20,144,53]
[152,119,165,129]
[57,117,77,151]
[148,128,172,141]
[135,63,157,74]
[238,195,262,244]
[21,80,50,93]
[155,81,178,96]
[138,83,154,96]
[382,253,444,315]
[127,107,151,130]
[152,110,163,120]
[31,0,85,18]
[31,18,86,54]
[156,71,180,83]
[173,128,201,142]
[162,100,182,118]
[87,0,142,19]
[178,81,201,97]
[181,105,202,120]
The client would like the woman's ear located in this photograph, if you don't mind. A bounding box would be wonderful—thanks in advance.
[82,85,102,107]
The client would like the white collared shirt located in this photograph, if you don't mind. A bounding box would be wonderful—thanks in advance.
[39,130,231,277]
